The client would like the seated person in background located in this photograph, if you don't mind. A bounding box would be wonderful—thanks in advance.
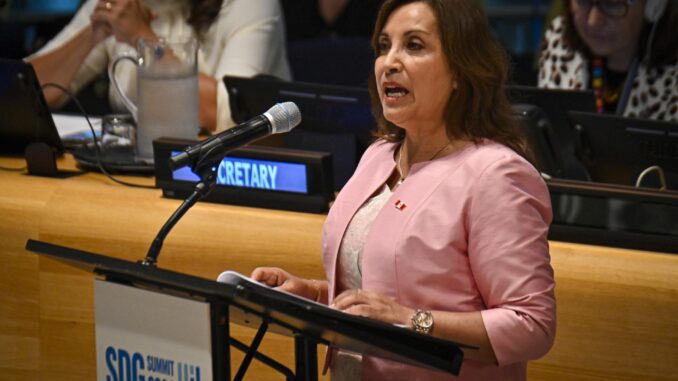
[27,0,291,132]
[538,0,678,122]
[251,0,556,380]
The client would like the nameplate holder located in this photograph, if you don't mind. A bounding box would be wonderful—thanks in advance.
[153,138,335,213]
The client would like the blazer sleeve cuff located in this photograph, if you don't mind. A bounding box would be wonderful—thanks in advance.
[481,307,555,367]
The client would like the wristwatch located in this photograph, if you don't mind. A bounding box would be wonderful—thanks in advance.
[411,309,434,334]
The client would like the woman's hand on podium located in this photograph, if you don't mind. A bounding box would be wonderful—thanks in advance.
[331,289,413,327]
[251,267,327,304]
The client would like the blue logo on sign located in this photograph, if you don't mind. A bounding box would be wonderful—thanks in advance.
[104,346,200,381]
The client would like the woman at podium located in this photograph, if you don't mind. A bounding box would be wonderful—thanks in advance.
[252,0,556,379]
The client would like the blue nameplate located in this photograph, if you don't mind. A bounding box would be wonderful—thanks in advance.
[154,139,334,213]
[173,155,309,194]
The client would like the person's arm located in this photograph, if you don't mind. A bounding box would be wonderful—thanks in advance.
[92,0,155,46]
[29,0,156,106]
[537,18,587,91]
[198,74,218,132]
[251,267,329,305]
[29,24,109,105]
[331,289,497,363]
[28,0,114,106]
[466,157,555,366]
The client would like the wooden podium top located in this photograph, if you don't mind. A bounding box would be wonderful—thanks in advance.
[1,154,677,381]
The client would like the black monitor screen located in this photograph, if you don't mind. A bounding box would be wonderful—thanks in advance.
[568,111,678,190]
[224,75,376,189]
[509,86,596,180]
[508,86,596,141]
[0,58,63,155]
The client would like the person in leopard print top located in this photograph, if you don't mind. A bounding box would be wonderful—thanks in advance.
[538,0,678,122]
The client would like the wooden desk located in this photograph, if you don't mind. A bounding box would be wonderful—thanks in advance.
[0,155,327,381]
[1,155,677,381]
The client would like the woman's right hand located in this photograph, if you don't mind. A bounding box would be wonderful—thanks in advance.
[89,19,112,45]
[88,2,113,45]
[251,267,321,302]
[91,0,156,47]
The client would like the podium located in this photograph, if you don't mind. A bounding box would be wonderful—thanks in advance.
[26,239,470,381]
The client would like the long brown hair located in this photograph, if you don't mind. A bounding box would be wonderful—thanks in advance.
[369,0,530,160]
[561,0,678,68]
[187,0,225,39]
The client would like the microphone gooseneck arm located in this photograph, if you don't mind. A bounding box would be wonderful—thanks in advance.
[143,117,271,266]
[142,102,301,266]
[142,166,216,266]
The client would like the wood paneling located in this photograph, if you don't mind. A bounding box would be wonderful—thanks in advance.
[1,155,677,380]
[529,242,678,381]
[0,157,47,380]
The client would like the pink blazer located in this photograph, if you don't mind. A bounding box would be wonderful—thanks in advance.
[322,140,556,380]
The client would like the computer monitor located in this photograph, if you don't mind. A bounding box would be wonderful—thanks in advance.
[512,104,563,178]
[508,86,596,180]
[223,75,376,189]
[0,58,63,155]
[548,178,678,253]
[568,111,678,190]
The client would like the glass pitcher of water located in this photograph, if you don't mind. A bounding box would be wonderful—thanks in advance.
[109,37,199,160]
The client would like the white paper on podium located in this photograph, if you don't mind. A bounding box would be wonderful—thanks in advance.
[217,270,328,308]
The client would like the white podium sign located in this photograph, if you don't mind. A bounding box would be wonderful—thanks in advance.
[95,279,213,381]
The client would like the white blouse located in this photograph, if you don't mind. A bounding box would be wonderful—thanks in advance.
[332,183,393,381]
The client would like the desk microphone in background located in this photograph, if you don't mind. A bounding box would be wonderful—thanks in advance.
[169,102,301,170]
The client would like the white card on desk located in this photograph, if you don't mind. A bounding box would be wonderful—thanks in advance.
[52,113,102,140]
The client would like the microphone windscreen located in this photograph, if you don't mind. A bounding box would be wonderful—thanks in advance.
[267,102,301,134]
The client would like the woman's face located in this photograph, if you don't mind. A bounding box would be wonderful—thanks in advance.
[570,0,646,59]
[374,2,455,131]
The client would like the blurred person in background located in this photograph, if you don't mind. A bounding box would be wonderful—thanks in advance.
[27,0,291,132]
[538,0,678,122]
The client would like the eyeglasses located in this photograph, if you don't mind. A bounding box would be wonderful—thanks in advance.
[573,0,636,19]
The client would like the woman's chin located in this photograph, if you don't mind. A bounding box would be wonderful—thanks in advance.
[382,110,411,127]
[585,39,617,58]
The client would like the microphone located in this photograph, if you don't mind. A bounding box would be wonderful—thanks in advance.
[169,102,301,170]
